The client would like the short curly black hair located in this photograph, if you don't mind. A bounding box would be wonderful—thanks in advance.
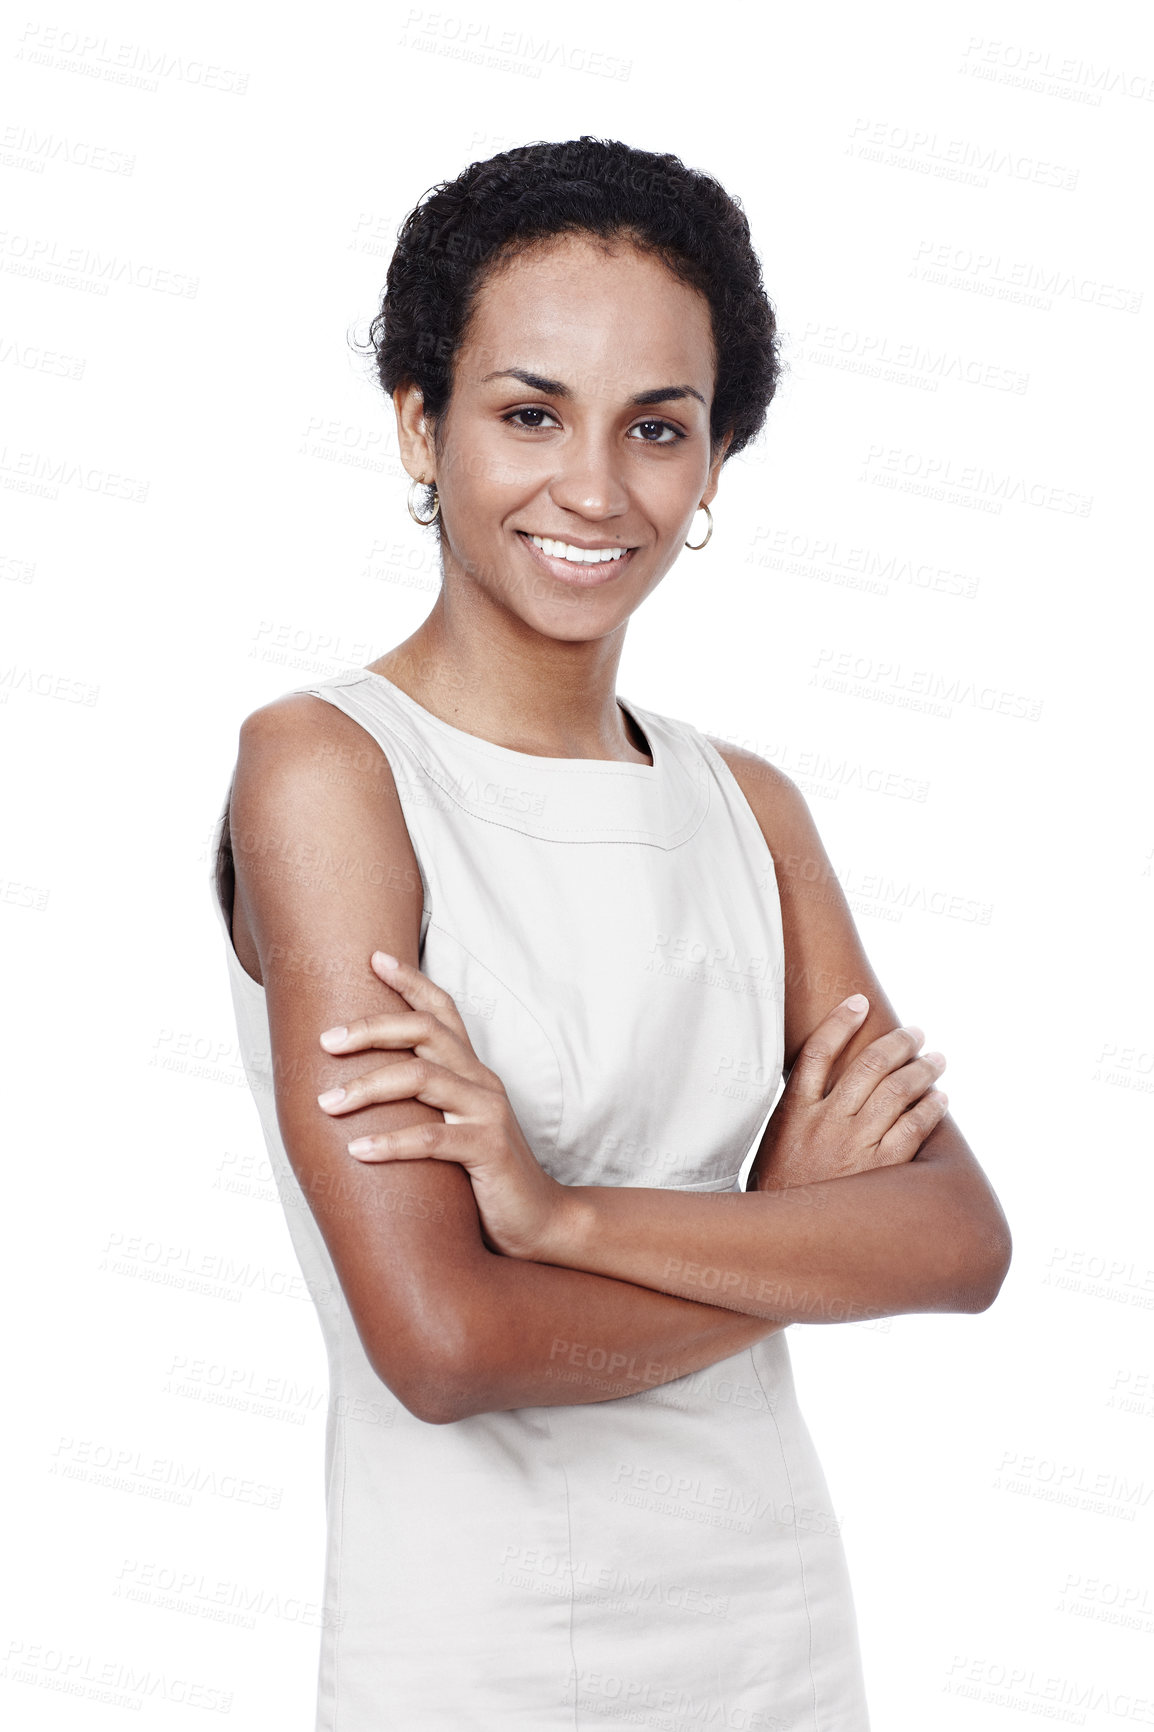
[355,137,781,466]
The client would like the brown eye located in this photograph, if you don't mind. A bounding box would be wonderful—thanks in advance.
[631,419,682,444]
[506,407,557,429]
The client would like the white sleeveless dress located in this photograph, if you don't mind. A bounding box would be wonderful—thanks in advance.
[209,666,871,1730]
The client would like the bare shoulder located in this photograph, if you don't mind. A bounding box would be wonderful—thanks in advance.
[232,689,414,869]
[227,690,421,982]
[236,690,401,801]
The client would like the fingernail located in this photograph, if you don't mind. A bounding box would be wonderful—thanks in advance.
[845,993,868,1012]
[317,1088,346,1109]
[347,1137,375,1157]
[319,1026,347,1047]
[924,1051,945,1066]
[373,951,399,970]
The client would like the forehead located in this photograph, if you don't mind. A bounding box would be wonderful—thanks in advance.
[458,233,715,394]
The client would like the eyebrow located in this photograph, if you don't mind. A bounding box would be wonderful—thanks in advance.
[480,367,706,408]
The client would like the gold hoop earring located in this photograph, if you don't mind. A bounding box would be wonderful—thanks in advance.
[685,502,713,551]
[407,478,440,525]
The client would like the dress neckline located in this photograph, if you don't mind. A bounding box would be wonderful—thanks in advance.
[356,666,658,775]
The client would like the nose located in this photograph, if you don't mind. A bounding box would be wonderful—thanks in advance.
[548,426,629,523]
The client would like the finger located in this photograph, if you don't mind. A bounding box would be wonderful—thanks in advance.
[852,1050,946,1136]
[831,1024,927,1115]
[318,1054,496,1122]
[873,1088,949,1167]
[788,995,872,1105]
[320,1011,440,1051]
[319,1010,488,1082]
[370,951,471,1042]
[346,1119,475,1164]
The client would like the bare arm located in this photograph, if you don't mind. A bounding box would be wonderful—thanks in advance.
[228,696,781,1425]
[531,1117,1008,1323]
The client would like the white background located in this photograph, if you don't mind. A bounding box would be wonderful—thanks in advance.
[3,0,1151,1725]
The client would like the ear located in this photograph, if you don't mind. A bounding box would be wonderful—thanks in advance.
[392,383,438,483]
[700,430,733,508]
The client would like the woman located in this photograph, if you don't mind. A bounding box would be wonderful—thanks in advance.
[210,137,1011,1730]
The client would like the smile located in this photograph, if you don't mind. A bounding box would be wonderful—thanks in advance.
[525,534,629,565]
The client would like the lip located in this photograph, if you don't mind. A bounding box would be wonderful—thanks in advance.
[516,530,638,588]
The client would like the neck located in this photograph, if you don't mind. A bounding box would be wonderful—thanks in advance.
[365,590,650,766]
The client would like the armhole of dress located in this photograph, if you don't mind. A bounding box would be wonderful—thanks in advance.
[688,724,780,856]
[211,783,267,995]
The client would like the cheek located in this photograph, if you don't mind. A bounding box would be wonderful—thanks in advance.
[443,429,539,514]
[644,461,702,527]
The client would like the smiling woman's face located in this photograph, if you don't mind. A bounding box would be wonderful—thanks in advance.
[393,232,729,642]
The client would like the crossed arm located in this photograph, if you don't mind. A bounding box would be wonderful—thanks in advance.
[519,737,1011,1323]
[227,698,1011,1424]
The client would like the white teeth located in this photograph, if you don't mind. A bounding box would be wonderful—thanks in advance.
[528,535,627,565]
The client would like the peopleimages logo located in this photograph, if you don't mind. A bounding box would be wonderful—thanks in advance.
[859,446,1093,517]
[959,36,1154,105]
[397,11,632,81]
[0,229,198,297]
[0,123,135,175]
[847,117,1079,190]
[810,647,1044,724]
[793,321,1029,394]
[747,526,979,601]
[15,22,250,94]
[912,239,1143,314]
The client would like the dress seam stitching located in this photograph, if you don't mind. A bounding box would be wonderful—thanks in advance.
[310,675,711,848]
[329,1339,349,1727]
[750,1348,821,1728]
[426,919,566,1161]
[540,1408,581,1730]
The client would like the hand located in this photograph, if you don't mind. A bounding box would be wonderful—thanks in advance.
[314,951,566,1261]
[752,995,948,1191]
